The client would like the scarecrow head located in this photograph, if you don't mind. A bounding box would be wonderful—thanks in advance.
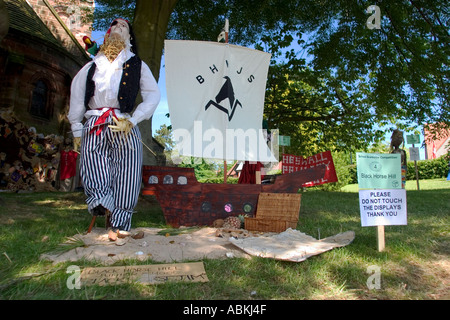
[105,18,138,54]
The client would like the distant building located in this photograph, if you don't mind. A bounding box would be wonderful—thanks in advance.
[49,0,95,50]
[0,0,93,135]
[424,124,450,159]
[0,0,93,191]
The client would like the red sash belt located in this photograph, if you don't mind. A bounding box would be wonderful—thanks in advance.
[90,108,118,135]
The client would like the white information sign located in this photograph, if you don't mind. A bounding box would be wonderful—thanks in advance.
[359,189,407,227]
[409,147,420,161]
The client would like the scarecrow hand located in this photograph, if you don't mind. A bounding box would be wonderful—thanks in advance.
[73,137,81,153]
[108,117,133,136]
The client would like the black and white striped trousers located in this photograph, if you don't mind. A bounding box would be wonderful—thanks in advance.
[80,114,142,231]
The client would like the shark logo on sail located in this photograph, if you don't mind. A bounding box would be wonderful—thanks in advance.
[196,60,256,122]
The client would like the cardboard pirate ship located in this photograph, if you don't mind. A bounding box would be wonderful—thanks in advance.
[142,40,327,230]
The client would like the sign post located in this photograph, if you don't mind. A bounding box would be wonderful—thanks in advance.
[356,153,407,252]
[377,225,385,252]
[407,134,421,190]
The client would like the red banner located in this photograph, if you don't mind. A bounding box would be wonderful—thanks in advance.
[282,151,338,187]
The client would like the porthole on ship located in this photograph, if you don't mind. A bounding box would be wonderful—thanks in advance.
[201,201,211,212]
[243,202,253,213]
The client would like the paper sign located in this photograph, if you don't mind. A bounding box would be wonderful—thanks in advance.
[409,147,420,161]
[279,135,291,146]
[356,153,401,189]
[80,262,208,286]
[406,134,420,145]
[359,189,407,226]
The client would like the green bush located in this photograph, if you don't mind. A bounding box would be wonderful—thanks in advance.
[199,177,238,184]
[406,154,449,180]
[348,164,358,184]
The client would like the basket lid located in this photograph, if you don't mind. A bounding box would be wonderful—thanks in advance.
[255,193,301,220]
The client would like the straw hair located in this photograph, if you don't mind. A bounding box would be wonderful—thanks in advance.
[99,33,126,62]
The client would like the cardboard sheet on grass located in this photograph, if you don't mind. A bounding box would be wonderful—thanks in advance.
[230,228,355,262]
[41,227,249,265]
[41,227,355,265]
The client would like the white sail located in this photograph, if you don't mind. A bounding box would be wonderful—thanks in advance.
[165,40,276,162]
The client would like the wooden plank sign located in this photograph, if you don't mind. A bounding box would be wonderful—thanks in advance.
[80,262,208,286]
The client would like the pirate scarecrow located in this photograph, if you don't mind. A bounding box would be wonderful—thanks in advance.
[68,18,160,241]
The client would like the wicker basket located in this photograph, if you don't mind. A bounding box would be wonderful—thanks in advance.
[244,193,302,233]
[244,218,298,233]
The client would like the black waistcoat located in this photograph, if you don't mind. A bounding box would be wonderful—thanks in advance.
[84,55,142,113]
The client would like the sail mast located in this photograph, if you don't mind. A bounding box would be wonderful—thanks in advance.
[219,19,230,183]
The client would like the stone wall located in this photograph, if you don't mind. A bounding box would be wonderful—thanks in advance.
[27,0,94,60]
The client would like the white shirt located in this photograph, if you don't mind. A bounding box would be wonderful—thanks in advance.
[68,48,160,138]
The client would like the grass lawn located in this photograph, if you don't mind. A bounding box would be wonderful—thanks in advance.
[0,178,448,301]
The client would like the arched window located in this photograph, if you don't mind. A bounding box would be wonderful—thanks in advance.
[30,80,50,119]
[148,175,158,184]
[163,175,173,184]
[177,176,187,185]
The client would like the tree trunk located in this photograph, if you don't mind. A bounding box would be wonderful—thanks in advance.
[133,0,178,165]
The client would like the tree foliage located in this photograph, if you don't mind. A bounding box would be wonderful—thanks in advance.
[92,0,136,30]
[301,0,449,135]
[154,124,174,151]
[92,0,449,155]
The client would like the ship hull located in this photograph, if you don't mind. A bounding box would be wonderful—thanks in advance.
[142,165,326,227]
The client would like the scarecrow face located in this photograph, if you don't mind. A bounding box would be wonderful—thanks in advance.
[109,19,130,43]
